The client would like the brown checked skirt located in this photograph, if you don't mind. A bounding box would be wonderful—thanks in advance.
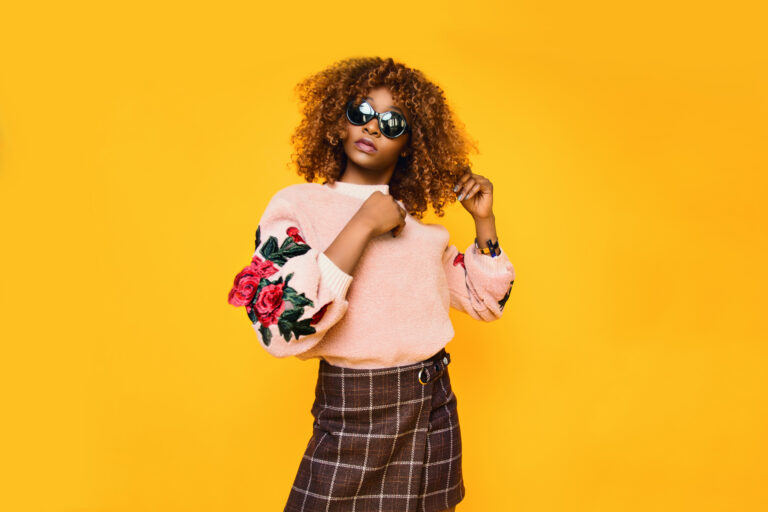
[284,348,465,512]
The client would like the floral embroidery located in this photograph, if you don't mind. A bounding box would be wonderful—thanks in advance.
[452,252,465,269]
[311,302,330,324]
[286,226,305,244]
[228,224,320,346]
[228,255,279,308]
[498,280,514,311]
[253,281,286,326]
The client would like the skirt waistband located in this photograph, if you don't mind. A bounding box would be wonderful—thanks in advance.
[318,348,451,386]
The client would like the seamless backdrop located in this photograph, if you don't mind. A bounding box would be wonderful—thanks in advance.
[1,1,766,511]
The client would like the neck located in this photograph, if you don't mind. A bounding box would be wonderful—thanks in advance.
[339,159,394,186]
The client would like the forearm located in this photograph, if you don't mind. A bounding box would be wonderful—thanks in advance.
[323,216,374,275]
[473,213,500,255]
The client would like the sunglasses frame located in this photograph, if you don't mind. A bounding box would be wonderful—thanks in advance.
[345,100,411,139]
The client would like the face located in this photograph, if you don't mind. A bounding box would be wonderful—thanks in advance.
[341,86,411,174]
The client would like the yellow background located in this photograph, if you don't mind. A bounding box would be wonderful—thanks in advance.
[1,1,766,510]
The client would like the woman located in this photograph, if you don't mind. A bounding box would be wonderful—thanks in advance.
[228,56,516,511]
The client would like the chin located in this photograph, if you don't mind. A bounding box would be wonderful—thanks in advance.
[345,151,378,170]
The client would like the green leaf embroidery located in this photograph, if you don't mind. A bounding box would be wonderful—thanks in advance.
[282,287,314,308]
[259,234,311,267]
[277,318,294,342]
[293,318,317,337]
[280,307,303,322]
[258,324,272,346]
[280,236,312,258]
[247,306,258,324]
[259,236,281,264]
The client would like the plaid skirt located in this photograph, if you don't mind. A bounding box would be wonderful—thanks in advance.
[284,348,465,512]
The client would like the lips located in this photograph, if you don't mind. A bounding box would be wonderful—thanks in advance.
[354,137,377,152]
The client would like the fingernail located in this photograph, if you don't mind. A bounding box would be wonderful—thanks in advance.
[457,193,464,201]
[453,185,459,192]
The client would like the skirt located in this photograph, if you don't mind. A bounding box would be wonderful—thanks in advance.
[284,348,465,512]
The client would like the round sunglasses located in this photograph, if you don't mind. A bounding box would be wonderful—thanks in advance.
[345,100,411,139]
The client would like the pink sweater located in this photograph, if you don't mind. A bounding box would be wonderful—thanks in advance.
[228,180,515,369]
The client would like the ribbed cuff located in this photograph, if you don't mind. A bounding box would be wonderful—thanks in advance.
[472,245,510,274]
[318,252,354,298]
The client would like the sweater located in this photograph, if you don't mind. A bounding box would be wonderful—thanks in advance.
[227,180,516,369]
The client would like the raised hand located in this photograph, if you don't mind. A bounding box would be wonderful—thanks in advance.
[454,169,494,219]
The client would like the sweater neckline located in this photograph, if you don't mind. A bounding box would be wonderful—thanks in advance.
[323,180,390,200]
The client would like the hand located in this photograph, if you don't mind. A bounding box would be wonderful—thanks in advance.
[454,169,494,219]
[354,191,407,238]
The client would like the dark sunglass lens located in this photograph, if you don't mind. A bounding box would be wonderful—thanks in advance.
[346,101,373,125]
[380,111,407,137]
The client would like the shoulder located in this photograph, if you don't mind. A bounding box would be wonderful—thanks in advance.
[263,182,328,211]
[270,182,327,204]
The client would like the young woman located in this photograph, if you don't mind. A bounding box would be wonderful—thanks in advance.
[228,56,515,512]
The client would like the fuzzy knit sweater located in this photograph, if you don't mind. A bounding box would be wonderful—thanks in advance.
[227,180,516,369]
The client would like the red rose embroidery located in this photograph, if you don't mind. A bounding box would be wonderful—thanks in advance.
[251,255,279,277]
[227,256,279,307]
[310,303,330,325]
[254,283,286,327]
[453,252,465,269]
[286,226,305,244]
[231,225,317,342]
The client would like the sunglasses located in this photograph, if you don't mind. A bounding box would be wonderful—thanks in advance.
[345,100,411,139]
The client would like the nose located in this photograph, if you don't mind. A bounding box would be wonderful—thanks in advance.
[363,117,379,136]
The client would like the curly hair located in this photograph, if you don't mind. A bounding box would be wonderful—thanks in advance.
[288,56,479,219]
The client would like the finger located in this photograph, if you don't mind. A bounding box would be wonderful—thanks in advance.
[464,182,481,200]
[468,175,491,196]
[392,220,405,237]
[458,178,475,201]
[453,170,473,192]
[460,182,477,201]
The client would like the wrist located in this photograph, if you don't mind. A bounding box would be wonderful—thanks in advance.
[473,213,500,256]
[473,212,495,224]
[474,236,501,256]
[350,214,376,240]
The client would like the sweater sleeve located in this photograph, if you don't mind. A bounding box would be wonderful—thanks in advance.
[227,195,353,358]
[441,242,516,321]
